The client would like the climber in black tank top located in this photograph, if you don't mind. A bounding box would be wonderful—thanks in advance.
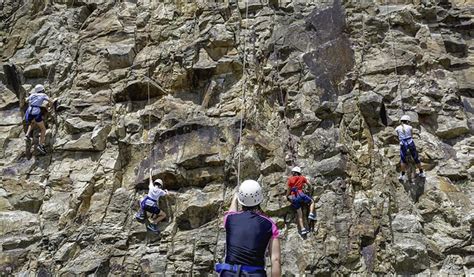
[215,180,281,277]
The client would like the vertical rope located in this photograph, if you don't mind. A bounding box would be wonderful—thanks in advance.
[147,55,152,165]
[236,1,249,187]
[385,1,404,113]
[214,0,250,265]
[141,20,153,169]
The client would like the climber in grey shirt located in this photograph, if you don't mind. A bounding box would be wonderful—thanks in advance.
[24,84,53,154]
[395,115,425,181]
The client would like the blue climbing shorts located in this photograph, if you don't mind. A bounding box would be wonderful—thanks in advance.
[25,111,43,124]
[291,193,313,209]
[143,204,160,215]
[400,141,420,164]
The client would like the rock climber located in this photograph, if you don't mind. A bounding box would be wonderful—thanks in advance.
[287,166,316,236]
[215,180,281,277]
[395,115,425,181]
[24,84,53,154]
[136,170,168,233]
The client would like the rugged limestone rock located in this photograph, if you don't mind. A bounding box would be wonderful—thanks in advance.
[0,0,473,275]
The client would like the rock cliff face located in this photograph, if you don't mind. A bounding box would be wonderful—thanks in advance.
[1,0,473,275]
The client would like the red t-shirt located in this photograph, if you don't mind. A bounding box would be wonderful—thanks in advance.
[287,175,308,196]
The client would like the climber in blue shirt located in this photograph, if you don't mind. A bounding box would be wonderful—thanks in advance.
[215,180,281,277]
[395,115,425,181]
[24,84,53,154]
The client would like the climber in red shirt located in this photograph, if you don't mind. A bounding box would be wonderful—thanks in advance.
[287,166,316,236]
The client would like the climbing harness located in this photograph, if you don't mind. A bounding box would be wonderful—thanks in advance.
[215,263,265,273]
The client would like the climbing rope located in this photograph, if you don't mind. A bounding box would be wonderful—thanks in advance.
[213,0,250,263]
[141,21,153,163]
[236,1,250,187]
[385,1,405,113]
[145,59,153,165]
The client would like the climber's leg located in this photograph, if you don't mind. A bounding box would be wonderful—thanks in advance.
[35,120,47,154]
[25,110,37,140]
[298,193,316,221]
[408,142,425,177]
[143,205,161,225]
[143,206,161,233]
[154,210,166,224]
[25,122,34,138]
[399,143,408,180]
[292,194,309,234]
[296,208,305,231]
[37,120,46,146]
[308,200,316,220]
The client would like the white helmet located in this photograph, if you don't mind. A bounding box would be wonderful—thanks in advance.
[237,180,264,207]
[154,179,163,186]
[400,115,411,122]
[292,166,301,173]
[34,84,45,94]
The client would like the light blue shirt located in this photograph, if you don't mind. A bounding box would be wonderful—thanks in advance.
[144,183,166,206]
[27,93,49,115]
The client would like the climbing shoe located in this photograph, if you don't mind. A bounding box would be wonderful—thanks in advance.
[418,172,426,178]
[135,210,146,224]
[308,213,316,221]
[37,144,47,155]
[146,223,160,234]
[398,174,406,182]
[299,229,309,236]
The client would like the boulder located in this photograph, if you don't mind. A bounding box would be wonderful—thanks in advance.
[392,233,429,274]
[0,211,39,236]
[0,85,19,110]
[313,154,346,177]
[435,115,469,139]
[174,186,223,230]
[64,117,97,134]
[392,213,423,233]
[358,91,384,127]
[114,78,166,102]
[106,39,136,69]
[91,124,111,151]
[0,109,22,126]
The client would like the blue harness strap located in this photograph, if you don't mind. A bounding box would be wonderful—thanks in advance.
[401,137,412,145]
[25,105,43,122]
[140,196,157,209]
[215,263,264,273]
[25,107,30,122]
[290,187,300,195]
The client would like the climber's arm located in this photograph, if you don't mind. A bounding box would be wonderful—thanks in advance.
[148,170,154,191]
[229,193,238,212]
[269,238,281,277]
